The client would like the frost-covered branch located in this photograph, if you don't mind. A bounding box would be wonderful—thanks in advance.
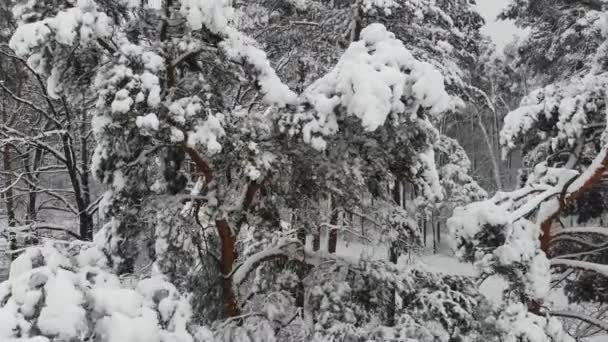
[554,227,608,238]
[232,239,303,285]
[550,310,608,333]
[551,259,608,276]
[10,222,81,240]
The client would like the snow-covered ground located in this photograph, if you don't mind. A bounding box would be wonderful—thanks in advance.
[310,228,509,306]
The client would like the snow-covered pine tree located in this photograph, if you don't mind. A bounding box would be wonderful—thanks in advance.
[449,1,608,339]
[243,0,488,253]
[500,0,608,83]
[1,0,497,341]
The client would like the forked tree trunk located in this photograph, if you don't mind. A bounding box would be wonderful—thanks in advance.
[182,145,272,317]
[530,148,608,315]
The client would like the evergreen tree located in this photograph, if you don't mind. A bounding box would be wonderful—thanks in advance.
[449,1,608,339]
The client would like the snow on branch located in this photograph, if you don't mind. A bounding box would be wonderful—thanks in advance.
[562,144,608,204]
[232,239,303,285]
[10,222,82,240]
[500,72,608,156]
[550,310,608,332]
[553,227,608,237]
[302,23,453,135]
[551,258,608,276]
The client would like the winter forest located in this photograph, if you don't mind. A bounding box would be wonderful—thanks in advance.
[2,0,608,341]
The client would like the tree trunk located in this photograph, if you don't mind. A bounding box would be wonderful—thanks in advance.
[350,0,364,42]
[386,179,402,326]
[436,221,441,245]
[433,217,437,254]
[296,216,306,246]
[3,144,17,260]
[328,195,338,254]
[60,133,92,240]
[386,241,398,327]
[312,228,321,252]
[79,109,92,230]
[216,219,240,317]
[476,113,503,190]
[2,99,17,258]
[423,219,427,247]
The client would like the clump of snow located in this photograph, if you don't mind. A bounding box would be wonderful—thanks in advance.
[187,113,225,156]
[38,269,86,339]
[46,67,62,99]
[448,201,509,253]
[170,127,185,143]
[9,22,51,56]
[244,163,262,181]
[496,304,574,342]
[222,29,297,107]
[176,0,296,107]
[179,0,235,33]
[0,242,208,342]
[415,147,443,201]
[111,89,134,114]
[141,52,164,73]
[310,136,327,151]
[500,73,608,157]
[168,96,204,125]
[448,200,551,301]
[303,23,452,134]
[140,72,162,107]
[363,0,400,15]
[136,113,160,134]
[9,1,115,97]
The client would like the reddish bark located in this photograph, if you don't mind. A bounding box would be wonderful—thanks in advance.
[539,150,608,255]
[181,145,267,317]
[181,145,238,316]
[243,180,262,211]
[216,219,240,317]
[532,149,608,315]
[181,144,213,183]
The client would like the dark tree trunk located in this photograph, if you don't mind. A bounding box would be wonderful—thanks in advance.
[350,0,364,42]
[294,212,307,308]
[216,219,240,317]
[328,209,339,254]
[60,119,92,240]
[437,221,441,246]
[423,219,427,247]
[433,218,437,254]
[386,179,402,326]
[3,144,17,260]
[312,229,321,252]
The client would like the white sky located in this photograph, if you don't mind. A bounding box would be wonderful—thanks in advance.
[475,0,523,49]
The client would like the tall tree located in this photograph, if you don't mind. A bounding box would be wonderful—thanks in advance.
[450,1,608,339]
[0,1,575,341]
